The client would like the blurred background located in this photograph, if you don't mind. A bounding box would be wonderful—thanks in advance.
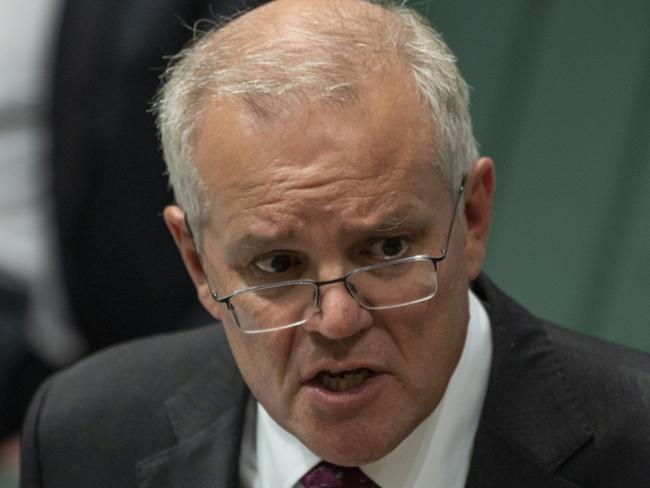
[1,0,648,486]
[428,0,650,352]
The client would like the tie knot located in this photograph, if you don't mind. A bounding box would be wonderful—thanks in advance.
[301,461,378,488]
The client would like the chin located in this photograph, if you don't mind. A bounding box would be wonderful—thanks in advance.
[297,416,409,466]
[312,441,393,467]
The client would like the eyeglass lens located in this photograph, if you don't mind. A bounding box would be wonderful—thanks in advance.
[349,259,438,309]
[228,259,438,332]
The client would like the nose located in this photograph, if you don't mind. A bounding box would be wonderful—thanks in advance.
[304,282,373,340]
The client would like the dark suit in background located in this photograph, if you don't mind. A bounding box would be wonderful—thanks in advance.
[51,0,264,350]
[2,0,268,442]
[20,276,650,487]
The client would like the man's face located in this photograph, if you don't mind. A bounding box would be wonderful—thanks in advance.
[173,72,488,465]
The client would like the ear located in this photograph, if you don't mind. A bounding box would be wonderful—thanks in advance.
[163,205,223,320]
[463,157,495,281]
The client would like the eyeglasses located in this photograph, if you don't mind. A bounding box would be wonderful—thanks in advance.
[206,176,466,334]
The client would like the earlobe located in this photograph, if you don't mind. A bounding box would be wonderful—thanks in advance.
[463,158,495,280]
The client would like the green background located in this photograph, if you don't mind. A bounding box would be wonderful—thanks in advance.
[422,0,649,351]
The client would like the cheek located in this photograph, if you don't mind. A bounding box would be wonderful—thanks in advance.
[382,280,468,388]
[223,324,295,405]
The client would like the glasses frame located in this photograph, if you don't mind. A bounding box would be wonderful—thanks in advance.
[199,175,466,334]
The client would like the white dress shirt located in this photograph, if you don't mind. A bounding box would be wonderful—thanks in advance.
[240,289,492,488]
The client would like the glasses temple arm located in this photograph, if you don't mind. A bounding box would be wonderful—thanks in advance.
[440,174,467,256]
[183,212,225,301]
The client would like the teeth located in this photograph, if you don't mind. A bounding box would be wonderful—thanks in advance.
[320,369,371,392]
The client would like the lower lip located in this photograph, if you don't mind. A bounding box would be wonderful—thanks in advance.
[302,373,387,414]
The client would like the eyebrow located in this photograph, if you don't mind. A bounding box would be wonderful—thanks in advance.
[373,214,410,232]
[224,206,437,259]
[225,232,295,261]
[342,206,436,236]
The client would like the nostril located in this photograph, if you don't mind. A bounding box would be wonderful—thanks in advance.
[307,287,373,340]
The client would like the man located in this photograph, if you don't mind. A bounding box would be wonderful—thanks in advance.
[20,1,650,487]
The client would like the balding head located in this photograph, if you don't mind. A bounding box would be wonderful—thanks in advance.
[155,0,477,242]
[160,0,495,467]
[191,0,405,116]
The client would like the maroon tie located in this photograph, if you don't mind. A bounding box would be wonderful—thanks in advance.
[301,462,379,488]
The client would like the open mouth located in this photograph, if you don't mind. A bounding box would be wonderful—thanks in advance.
[315,368,374,392]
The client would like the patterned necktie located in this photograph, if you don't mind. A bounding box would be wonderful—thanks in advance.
[301,461,379,488]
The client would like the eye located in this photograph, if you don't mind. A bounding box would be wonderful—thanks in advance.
[253,253,302,274]
[365,236,410,261]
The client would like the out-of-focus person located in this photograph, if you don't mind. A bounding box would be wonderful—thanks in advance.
[3,0,263,482]
[1,3,81,482]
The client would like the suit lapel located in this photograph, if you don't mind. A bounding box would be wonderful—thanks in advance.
[466,422,582,488]
[136,329,249,488]
[466,276,592,487]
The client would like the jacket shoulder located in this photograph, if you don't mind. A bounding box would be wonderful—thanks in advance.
[474,274,650,484]
[545,322,650,433]
[544,323,650,483]
[20,325,233,488]
[44,325,230,415]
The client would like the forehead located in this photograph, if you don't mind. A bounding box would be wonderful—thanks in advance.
[192,73,446,242]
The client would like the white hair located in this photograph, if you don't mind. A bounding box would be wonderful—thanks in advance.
[154,0,478,245]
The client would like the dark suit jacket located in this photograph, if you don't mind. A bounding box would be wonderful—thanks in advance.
[20,275,650,487]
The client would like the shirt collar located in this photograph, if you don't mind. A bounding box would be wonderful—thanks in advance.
[243,289,493,488]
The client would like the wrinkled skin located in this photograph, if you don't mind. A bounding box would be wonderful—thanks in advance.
[164,0,494,466]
